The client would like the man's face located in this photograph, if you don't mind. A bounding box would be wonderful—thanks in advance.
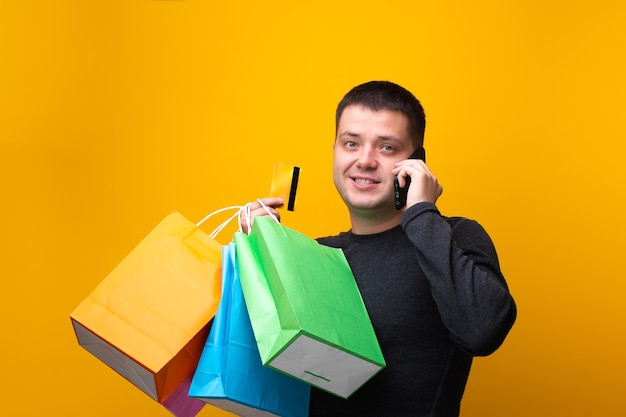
[333,105,415,215]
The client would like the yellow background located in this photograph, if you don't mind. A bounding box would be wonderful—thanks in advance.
[2,0,625,416]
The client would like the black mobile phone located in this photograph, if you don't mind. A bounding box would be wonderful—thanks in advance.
[394,147,426,210]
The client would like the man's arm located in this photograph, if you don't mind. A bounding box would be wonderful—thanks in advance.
[401,202,517,356]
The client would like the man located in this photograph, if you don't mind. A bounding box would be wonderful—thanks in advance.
[243,81,516,416]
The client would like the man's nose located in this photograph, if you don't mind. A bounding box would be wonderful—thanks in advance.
[356,148,378,169]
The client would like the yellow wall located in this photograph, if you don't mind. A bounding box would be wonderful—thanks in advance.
[2,1,625,416]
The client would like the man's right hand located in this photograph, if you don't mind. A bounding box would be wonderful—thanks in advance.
[239,197,284,234]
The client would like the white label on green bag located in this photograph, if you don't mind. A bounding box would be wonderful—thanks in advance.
[269,334,383,399]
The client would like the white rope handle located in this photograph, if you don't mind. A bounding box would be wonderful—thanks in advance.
[209,209,242,239]
[196,200,280,239]
[238,199,280,235]
[196,206,243,239]
[253,198,280,224]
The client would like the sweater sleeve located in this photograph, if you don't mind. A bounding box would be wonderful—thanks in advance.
[401,202,517,356]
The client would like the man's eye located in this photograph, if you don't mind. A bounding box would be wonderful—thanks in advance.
[345,141,358,148]
[381,145,396,152]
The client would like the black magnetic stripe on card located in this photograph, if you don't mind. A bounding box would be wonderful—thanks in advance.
[287,166,300,211]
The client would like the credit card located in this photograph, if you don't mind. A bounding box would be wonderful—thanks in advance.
[269,162,300,211]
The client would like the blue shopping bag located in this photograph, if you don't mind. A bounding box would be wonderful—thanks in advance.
[189,243,310,417]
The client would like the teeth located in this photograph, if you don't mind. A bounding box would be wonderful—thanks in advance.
[354,178,375,185]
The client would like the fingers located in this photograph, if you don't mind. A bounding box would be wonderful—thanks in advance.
[392,159,430,187]
[392,160,443,205]
[393,157,428,173]
[239,197,284,234]
[256,197,285,210]
[251,198,283,222]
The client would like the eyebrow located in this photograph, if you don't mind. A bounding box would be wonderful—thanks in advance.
[338,130,360,138]
[377,134,402,142]
[338,131,402,143]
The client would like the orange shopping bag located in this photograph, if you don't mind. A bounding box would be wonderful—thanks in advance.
[70,209,231,415]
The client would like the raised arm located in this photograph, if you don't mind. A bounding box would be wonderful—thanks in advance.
[401,202,517,356]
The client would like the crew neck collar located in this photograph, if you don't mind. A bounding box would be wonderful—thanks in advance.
[345,224,403,242]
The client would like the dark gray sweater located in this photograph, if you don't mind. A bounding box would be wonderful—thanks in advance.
[310,202,516,417]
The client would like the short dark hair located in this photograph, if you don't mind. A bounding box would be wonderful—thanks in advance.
[335,81,426,146]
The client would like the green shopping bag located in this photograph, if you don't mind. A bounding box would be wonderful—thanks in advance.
[234,217,385,399]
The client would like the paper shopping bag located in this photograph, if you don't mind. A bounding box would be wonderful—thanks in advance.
[189,243,310,416]
[70,211,222,416]
[234,217,386,399]
[162,376,206,417]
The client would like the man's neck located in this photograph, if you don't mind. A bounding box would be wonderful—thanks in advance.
[349,209,404,235]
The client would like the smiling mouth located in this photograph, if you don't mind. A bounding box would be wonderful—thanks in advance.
[353,178,378,186]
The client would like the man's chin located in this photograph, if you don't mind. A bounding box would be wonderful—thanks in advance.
[336,187,394,211]
[346,197,394,212]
